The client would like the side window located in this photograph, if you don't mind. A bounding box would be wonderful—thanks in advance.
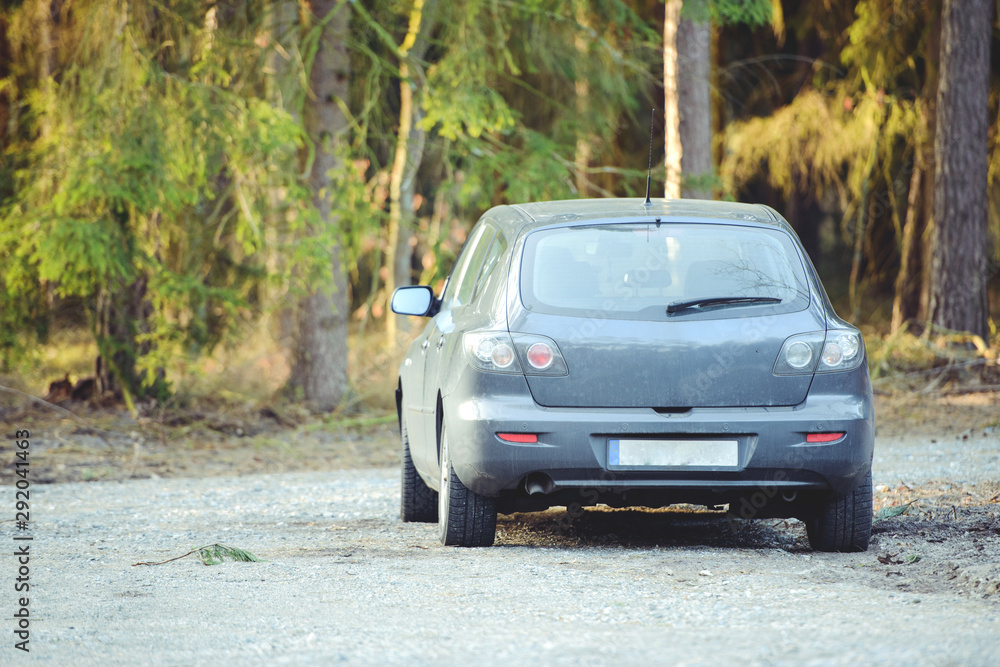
[469,231,508,306]
[441,223,496,311]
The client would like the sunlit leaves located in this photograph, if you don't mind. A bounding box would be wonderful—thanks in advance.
[683,0,772,27]
[421,58,516,140]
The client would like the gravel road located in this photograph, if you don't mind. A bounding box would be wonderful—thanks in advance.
[6,431,1000,665]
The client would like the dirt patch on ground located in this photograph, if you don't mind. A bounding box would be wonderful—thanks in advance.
[0,401,398,484]
[867,479,1000,601]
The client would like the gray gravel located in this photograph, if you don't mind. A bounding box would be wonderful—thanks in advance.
[874,430,1000,484]
[6,433,1000,665]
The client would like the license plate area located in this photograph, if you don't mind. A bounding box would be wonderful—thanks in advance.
[607,438,740,470]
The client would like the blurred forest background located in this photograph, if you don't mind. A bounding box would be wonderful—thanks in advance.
[1,0,999,419]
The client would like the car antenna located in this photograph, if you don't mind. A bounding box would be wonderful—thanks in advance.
[644,107,655,207]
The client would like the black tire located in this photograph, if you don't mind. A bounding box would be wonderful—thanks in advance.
[438,426,497,547]
[806,470,873,552]
[400,419,438,523]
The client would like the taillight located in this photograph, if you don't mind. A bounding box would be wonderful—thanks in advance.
[785,341,814,369]
[774,329,864,375]
[820,332,862,370]
[464,331,522,374]
[773,332,824,375]
[526,342,554,370]
[464,331,568,376]
[511,333,569,376]
[489,341,517,368]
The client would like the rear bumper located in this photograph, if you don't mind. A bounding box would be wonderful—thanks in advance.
[443,372,874,505]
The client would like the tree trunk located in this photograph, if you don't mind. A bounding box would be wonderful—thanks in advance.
[35,0,52,140]
[573,0,593,197]
[891,159,926,332]
[385,0,434,348]
[663,0,681,199]
[927,0,991,340]
[95,275,167,405]
[663,1,712,200]
[391,61,426,339]
[289,0,351,412]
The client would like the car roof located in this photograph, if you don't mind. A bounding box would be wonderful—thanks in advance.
[493,197,790,236]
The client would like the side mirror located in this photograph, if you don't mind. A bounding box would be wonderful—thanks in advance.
[391,285,435,317]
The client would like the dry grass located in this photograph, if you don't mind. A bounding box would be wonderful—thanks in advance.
[866,323,1000,394]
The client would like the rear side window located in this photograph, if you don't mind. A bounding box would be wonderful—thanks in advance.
[520,222,810,320]
[470,231,508,306]
[442,223,497,311]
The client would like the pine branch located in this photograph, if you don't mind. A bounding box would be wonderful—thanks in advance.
[133,543,262,567]
[873,501,916,525]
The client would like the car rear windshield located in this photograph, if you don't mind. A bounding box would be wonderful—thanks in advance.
[519,222,811,320]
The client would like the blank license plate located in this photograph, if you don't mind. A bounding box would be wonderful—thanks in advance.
[608,439,739,468]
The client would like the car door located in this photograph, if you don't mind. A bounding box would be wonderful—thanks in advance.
[413,222,499,470]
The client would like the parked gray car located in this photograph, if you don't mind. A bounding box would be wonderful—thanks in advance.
[392,198,874,551]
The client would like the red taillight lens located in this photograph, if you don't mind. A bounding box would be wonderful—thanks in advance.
[806,432,846,443]
[526,342,554,370]
[510,334,567,376]
[497,433,538,443]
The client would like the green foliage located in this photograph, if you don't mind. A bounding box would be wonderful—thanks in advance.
[723,88,918,204]
[721,0,999,325]
[0,0,317,394]
[683,0,773,27]
[420,57,516,140]
[431,0,657,204]
[196,543,262,566]
[840,0,936,89]
[454,129,578,209]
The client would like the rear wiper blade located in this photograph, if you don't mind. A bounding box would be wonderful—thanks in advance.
[667,296,781,315]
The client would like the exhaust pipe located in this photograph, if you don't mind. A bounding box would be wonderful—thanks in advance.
[524,473,553,496]
[781,490,797,502]
[526,481,546,495]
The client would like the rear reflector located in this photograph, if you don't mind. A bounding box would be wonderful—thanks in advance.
[497,433,538,443]
[806,432,846,443]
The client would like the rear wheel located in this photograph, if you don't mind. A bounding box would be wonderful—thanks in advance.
[400,419,437,523]
[806,470,872,552]
[438,426,497,547]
